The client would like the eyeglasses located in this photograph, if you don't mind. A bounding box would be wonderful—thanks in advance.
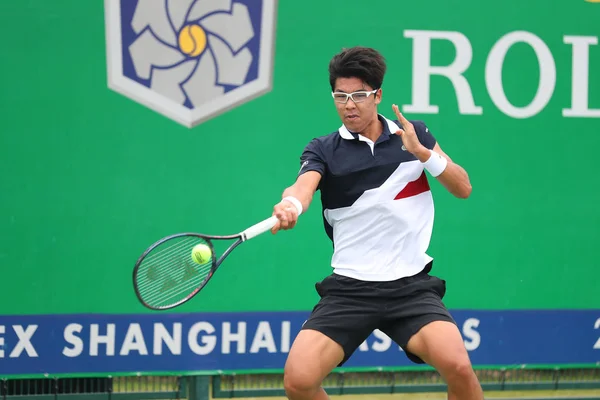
[331,89,378,104]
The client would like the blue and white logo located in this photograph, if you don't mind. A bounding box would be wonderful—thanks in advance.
[104,0,277,128]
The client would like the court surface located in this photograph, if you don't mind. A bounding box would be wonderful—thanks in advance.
[235,389,600,400]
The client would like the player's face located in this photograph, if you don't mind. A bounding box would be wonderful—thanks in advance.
[332,77,381,133]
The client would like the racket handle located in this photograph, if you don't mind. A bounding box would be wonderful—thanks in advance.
[242,215,279,241]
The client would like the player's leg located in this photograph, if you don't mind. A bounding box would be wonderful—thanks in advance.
[379,271,483,400]
[284,274,379,400]
[283,329,343,400]
[405,320,483,400]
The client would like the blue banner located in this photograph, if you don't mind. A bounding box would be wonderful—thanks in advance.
[0,310,599,376]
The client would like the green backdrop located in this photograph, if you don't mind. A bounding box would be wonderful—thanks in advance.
[1,0,599,315]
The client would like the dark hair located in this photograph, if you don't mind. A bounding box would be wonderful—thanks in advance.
[328,46,387,91]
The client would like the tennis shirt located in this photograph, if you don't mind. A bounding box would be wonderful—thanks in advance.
[298,114,438,282]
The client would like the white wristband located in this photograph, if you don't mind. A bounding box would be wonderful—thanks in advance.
[422,150,448,177]
[282,196,303,216]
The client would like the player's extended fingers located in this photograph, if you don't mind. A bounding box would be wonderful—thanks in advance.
[392,104,403,120]
[392,104,411,128]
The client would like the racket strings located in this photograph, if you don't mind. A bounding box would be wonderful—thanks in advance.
[135,236,214,308]
[138,261,214,303]
[145,266,212,307]
[136,238,198,294]
[137,237,197,288]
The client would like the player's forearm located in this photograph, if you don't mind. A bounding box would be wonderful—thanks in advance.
[279,171,321,214]
[435,162,472,199]
[414,146,472,199]
[281,185,315,213]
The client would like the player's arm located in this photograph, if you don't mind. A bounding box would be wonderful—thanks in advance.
[271,139,326,234]
[392,104,472,199]
[281,171,322,214]
[271,171,322,234]
[419,143,472,199]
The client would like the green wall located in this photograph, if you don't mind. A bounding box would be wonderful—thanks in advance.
[1,0,599,315]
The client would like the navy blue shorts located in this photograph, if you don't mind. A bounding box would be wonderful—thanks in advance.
[301,262,456,366]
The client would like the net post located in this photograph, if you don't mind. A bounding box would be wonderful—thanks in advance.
[553,366,560,390]
[107,376,113,400]
[52,377,58,400]
[188,375,210,400]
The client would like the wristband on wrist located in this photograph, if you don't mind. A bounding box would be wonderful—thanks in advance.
[282,196,303,216]
[422,150,448,177]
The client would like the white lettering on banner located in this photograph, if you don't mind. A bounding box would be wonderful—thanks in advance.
[372,329,392,352]
[63,323,84,357]
[486,31,556,119]
[281,321,291,353]
[90,324,116,356]
[120,323,148,356]
[358,329,392,352]
[0,320,481,359]
[222,322,247,354]
[358,339,368,351]
[563,36,600,117]
[593,318,600,350]
[463,318,481,351]
[53,319,481,358]
[403,30,483,115]
[0,326,35,359]
[0,326,4,358]
[154,323,182,355]
[10,325,39,358]
[250,321,277,353]
[188,322,217,355]
[60,321,294,357]
[403,30,599,118]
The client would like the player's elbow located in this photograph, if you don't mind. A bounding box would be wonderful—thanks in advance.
[455,182,472,199]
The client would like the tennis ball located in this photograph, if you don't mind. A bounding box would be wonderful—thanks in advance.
[191,243,212,264]
[178,24,207,57]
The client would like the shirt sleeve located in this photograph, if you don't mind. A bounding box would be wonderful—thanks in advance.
[413,120,437,150]
[298,138,326,177]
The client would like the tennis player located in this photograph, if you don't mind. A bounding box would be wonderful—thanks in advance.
[270,46,483,400]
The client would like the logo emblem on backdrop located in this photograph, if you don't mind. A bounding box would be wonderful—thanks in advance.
[104,0,277,128]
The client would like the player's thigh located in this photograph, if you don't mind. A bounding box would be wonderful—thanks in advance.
[405,320,473,378]
[380,274,458,366]
[397,276,471,373]
[284,274,380,388]
[284,328,344,390]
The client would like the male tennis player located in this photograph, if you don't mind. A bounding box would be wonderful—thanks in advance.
[270,46,483,400]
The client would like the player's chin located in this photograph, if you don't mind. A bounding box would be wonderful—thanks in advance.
[344,117,363,131]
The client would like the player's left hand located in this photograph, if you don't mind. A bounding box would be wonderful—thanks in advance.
[392,104,426,156]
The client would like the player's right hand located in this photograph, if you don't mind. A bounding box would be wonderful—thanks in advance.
[271,200,299,234]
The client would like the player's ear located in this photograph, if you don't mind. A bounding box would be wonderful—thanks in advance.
[375,88,382,105]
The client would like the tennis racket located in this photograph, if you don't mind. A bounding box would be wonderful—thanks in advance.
[132,215,279,310]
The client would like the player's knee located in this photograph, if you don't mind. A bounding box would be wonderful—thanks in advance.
[283,368,321,399]
[444,357,476,383]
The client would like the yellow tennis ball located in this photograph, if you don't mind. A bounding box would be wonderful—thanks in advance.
[178,24,207,57]
[191,243,212,264]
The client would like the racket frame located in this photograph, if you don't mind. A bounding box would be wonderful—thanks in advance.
[132,215,279,310]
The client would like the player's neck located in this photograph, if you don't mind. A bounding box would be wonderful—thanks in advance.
[358,117,383,143]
